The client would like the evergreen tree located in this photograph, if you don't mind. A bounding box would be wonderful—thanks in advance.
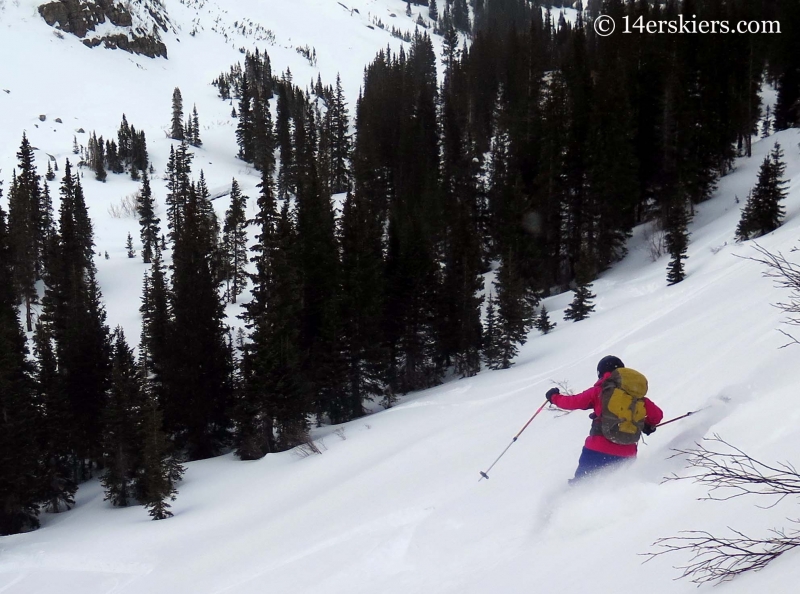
[493,253,534,369]
[440,77,484,378]
[139,392,184,520]
[164,142,193,242]
[236,74,254,162]
[46,160,55,181]
[8,133,43,331]
[481,291,502,369]
[0,199,43,535]
[338,189,387,420]
[242,200,307,452]
[222,179,249,303]
[773,0,800,130]
[236,165,280,458]
[294,104,348,425]
[139,256,170,404]
[191,105,202,147]
[331,74,352,194]
[664,199,691,285]
[563,262,596,322]
[534,305,556,334]
[429,0,438,21]
[275,83,294,198]
[452,0,470,32]
[126,232,136,258]
[33,318,77,513]
[101,327,142,507]
[165,177,231,459]
[118,114,132,168]
[171,88,185,140]
[106,139,123,174]
[40,160,111,480]
[137,172,161,264]
[130,127,149,177]
[90,133,107,182]
[735,143,789,240]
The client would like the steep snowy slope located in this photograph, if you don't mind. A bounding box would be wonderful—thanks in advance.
[3,118,800,591]
[3,2,800,594]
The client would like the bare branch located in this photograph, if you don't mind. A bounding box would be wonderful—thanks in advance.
[663,436,800,505]
[644,526,800,585]
[648,438,800,584]
[738,243,800,330]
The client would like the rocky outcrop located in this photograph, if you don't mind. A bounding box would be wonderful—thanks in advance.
[82,33,166,58]
[38,0,167,58]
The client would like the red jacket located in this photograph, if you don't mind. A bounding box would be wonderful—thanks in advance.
[549,372,663,457]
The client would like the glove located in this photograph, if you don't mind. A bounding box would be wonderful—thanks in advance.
[545,387,560,402]
[642,423,657,436]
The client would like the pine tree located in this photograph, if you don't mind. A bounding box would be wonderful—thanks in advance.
[735,143,789,240]
[563,261,596,322]
[7,133,43,331]
[164,142,194,242]
[236,74,254,162]
[241,200,306,452]
[0,199,43,535]
[46,160,55,181]
[330,74,352,194]
[91,133,107,182]
[40,160,111,480]
[165,177,231,459]
[236,166,280,459]
[33,318,77,513]
[139,392,183,520]
[139,256,170,402]
[664,199,691,285]
[338,189,387,420]
[101,328,142,507]
[118,114,131,168]
[222,179,249,303]
[137,172,161,264]
[276,83,294,198]
[493,253,534,369]
[429,0,438,22]
[481,291,502,369]
[440,80,484,378]
[452,0,470,32]
[171,88,185,140]
[126,232,136,258]
[294,104,348,425]
[191,105,202,147]
[534,305,556,334]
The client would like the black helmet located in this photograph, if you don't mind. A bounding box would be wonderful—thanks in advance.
[597,355,624,378]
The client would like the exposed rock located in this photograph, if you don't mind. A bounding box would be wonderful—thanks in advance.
[83,32,167,58]
[38,0,167,58]
[55,118,63,123]
[76,128,85,133]
[39,114,47,121]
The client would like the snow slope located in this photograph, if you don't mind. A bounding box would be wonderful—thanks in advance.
[3,2,800,593]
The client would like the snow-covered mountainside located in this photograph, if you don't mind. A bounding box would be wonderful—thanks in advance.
[2,1,800,593]
[0,0,440,342]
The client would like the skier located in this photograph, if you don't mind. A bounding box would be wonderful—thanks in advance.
[545,356,663,482]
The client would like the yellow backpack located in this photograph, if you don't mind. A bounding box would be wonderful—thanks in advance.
[594,368,648,445]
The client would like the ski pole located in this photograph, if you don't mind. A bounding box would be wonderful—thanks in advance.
[657,407,708,428]
[479,399,549,481]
